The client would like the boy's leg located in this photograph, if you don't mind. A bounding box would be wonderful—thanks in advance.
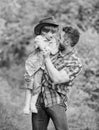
[31,70,43,113]
[30,93,39,113]
[46,104,69,130]
[23,89,32,114]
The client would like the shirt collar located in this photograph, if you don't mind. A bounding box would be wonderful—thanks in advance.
[50,48,76,61]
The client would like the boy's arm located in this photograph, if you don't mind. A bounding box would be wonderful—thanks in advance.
[32,69,43,95]
[24,88,32,108]
[23,72,34,114]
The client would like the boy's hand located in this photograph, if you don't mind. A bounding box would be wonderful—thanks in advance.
[34,35,49,51]
[43,47,50,59]
[23,106,30,115]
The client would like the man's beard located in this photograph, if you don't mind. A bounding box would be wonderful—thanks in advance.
[59,44,66,52]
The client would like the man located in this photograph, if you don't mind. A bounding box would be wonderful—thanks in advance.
[32,17,82,130]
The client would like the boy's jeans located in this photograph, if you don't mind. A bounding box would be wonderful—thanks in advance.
[31,94,69,130]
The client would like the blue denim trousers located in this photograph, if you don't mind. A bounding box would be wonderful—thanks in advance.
[31,93,69,130]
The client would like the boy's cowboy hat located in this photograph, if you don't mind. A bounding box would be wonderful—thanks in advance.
[34,16,59,35]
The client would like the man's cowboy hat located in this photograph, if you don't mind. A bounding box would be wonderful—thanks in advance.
[34,17,59,35]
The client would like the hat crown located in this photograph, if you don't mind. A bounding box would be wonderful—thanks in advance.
[39,17,57,24]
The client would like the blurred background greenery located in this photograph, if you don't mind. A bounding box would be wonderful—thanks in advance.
[0,0,99,130]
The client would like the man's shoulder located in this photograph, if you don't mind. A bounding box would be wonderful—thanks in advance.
[70,53,80,61]
[67,50,81,61]
[61,50,82,69]
[70,52,82,68]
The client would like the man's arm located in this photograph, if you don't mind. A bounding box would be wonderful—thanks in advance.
[45,56,70,84]
[44,51,82,84]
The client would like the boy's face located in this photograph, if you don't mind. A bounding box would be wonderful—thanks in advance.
[46,32,59,55]
[35,25,59,55]
[41,31,59,55]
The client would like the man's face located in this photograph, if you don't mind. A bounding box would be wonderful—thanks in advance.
[63,34,71,48]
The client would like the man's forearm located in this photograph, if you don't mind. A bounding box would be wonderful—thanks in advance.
[45,57,69,84]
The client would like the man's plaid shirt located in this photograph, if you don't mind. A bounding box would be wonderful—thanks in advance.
[41,50,82,108]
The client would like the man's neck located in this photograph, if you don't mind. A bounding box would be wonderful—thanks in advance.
[61,47,74,56]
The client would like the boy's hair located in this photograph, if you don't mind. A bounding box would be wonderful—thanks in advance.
[63,26,80,47]
[41,26,58,34]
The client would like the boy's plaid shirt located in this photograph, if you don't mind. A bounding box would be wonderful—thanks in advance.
[41,50,82,108]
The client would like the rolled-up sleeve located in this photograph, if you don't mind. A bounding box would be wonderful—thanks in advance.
[24,52,42,90]
[24,71,34,90]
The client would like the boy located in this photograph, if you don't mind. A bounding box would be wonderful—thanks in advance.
[23,35,51,114]
[23,25,60,114]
